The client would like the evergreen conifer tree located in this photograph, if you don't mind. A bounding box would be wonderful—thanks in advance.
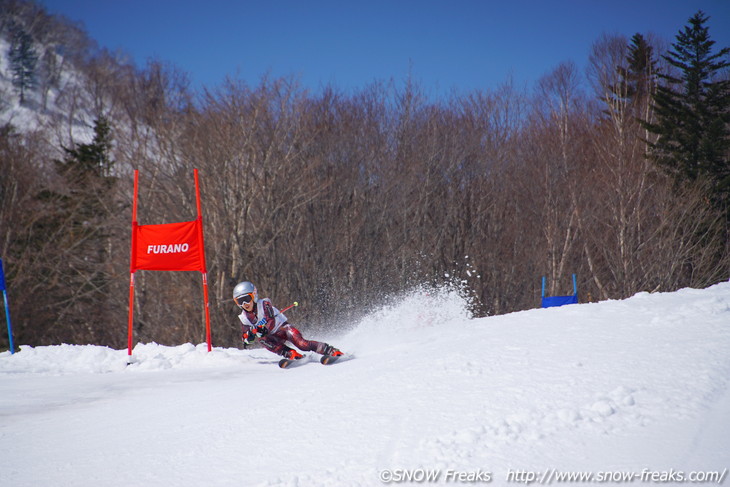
[34,117,118,340]
[54,116,117,268]
[642,11,730,216]
[7,21,38,104]
[624,34,657,107]
[58,117,115,183]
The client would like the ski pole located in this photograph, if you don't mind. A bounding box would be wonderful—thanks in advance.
[253,302,299,333]
[279,301,298,314]
[266,301,298,322]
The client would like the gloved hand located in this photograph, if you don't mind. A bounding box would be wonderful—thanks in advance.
[242,330,255,347]
[256,324,268,338]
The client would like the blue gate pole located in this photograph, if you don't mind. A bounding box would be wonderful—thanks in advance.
[572,273,577,297]
[0,259,15,354]
[541,276,546,298]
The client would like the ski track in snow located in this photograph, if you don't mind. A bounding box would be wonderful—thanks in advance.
[1,283,730,486]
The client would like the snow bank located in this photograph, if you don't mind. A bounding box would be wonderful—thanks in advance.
[0,342,261,375]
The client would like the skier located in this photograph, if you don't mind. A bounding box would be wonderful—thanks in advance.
[233,281,343,361]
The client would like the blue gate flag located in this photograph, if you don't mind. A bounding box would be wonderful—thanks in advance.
[1,258,15,354]
[541,274,578,308]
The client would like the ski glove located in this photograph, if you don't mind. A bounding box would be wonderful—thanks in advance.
[242,330,255,347]
[256,324,268,338]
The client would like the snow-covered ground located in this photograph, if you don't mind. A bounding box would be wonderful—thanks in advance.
[1,283,729,486]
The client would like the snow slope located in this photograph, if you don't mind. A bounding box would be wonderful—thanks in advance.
[1,35,105,145]
[1,283,729,486]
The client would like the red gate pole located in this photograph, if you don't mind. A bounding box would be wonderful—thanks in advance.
[202,273,212,352]
[127,170,139,359]
[194,169,212,352]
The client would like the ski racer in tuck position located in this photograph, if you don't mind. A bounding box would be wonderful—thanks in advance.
[233,281,343,362]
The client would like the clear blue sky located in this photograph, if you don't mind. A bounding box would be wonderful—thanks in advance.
[38,0,730,99]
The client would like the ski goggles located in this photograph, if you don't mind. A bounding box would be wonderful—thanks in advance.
[234,293,255,307]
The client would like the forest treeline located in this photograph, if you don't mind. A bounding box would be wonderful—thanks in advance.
[1,1,728,349]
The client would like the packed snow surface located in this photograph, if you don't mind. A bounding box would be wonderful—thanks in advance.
[2,283,730,486]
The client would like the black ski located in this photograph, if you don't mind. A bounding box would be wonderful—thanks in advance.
[278,356,307,368]
[321,354,346,365]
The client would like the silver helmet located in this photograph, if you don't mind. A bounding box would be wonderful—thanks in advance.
[233,281,257,307]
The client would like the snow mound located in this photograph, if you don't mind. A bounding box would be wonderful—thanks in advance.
[0,342,266,375]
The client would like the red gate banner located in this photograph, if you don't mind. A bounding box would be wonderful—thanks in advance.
[132,220,205,272]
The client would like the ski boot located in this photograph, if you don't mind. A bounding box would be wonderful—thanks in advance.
[322,344,343,357]
[285,349,304,360]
